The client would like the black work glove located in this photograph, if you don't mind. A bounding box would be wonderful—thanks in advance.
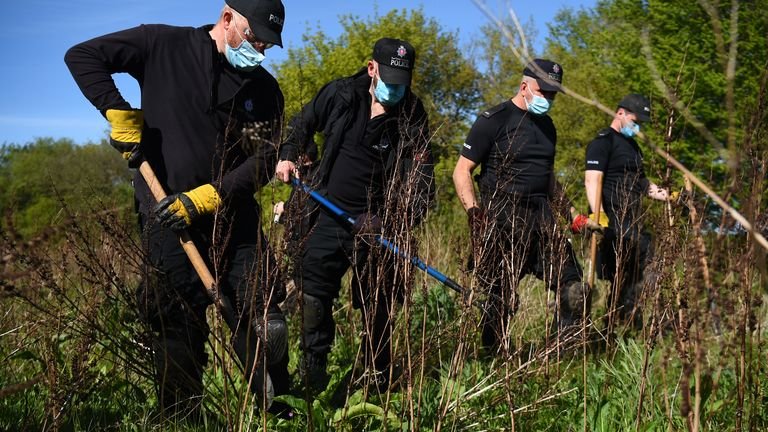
[466,207,487,270]
[351,212,382,237]
[467,207,485,233]
[105,108,144,168]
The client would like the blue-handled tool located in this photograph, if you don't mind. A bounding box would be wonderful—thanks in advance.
[291,178,468,297]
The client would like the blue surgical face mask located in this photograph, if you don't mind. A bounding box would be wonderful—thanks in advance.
[225,18,265,71]
[620,120,640,138]
[524,85,553,115]
[374,76,406,107]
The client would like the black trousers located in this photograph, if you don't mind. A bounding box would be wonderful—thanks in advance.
[475,196,583,349]
[137,216,288,415]
[299,212,401,374]
[597,217,652,324]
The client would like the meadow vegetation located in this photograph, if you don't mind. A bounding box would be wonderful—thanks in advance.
[1,1,767,430]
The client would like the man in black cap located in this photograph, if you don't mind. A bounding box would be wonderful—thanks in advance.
[574,94,677,330]
[65,0,290,419]
[275,37,434,394]
[453,58,587,352]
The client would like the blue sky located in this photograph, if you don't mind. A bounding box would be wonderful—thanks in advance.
[0,0,593,146]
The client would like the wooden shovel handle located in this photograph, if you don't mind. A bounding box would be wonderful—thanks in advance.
[138,161,217,293]
[587,173,604,288]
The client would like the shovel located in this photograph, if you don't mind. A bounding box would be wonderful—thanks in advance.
[138,160,274,409]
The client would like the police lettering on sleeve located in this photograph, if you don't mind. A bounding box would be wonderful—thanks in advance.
[584,128,613,171]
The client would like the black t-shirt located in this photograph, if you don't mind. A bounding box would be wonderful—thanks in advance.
[325,110,396,214]
[584,128,649,220]
[461,100,556,198]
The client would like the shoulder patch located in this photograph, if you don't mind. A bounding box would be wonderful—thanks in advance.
[481,102,507,118]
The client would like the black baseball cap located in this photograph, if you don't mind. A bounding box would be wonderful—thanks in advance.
[523,58,564,92]
[226,0,285,47]
[372,38,416,85]
[618,94,651,122]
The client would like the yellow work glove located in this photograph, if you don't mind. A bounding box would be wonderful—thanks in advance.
[106,109,143,166]
[589,212,610,228]
[668,189,692,206]
[154,184,222,231]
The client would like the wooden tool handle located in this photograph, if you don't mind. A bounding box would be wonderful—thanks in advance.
[587,174,604,288]
[138,161,217,292]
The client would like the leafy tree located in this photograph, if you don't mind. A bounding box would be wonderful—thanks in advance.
[474,14,540,106]
[0,138,133,238]
[542,1,651,202]
[273,8,483,160]
[543,0,768,204]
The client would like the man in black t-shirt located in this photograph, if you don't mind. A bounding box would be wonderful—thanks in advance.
[580,94,677,329]
[453,59,585,352]
[275,38,434,393]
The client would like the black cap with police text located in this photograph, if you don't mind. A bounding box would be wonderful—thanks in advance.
[372,38,416,85]
[618,94,651,122]
[226,0,285,47]
[523,58,563,92]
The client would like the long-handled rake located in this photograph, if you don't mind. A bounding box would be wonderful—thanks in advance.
[291,179,471,300]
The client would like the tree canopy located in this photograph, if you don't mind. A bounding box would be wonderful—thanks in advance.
[0,138,133,238]
[543,0,768,202]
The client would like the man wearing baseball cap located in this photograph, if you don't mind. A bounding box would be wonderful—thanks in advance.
[225,0,285,48]
[275,38,434,395]
[372,37,416,85]
[576,94,678,331]
[453,58,587,353]
[523,58,564,93]
[65,0,289,420]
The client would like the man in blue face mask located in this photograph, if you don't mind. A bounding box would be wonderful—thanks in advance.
[577,94,679,332]
[275,38,434,396]
[65,0,292,420]
[453,59,589,353]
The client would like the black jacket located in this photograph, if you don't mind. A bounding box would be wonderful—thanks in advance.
[279,68,434,224]
[65,24,283,223]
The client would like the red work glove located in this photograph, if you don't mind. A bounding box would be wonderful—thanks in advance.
[571,214,590,233]
[571,213,607,234]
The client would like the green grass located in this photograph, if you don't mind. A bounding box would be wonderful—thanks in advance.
[1,181,766,431]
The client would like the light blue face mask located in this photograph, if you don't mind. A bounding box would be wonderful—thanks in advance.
[525,86,553,115]
[374,76,406,106]
[225,19,266,72]
[620,120,640,138]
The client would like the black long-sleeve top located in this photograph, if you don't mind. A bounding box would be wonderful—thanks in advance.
[65,24,283,218]
[279,69,435,222]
